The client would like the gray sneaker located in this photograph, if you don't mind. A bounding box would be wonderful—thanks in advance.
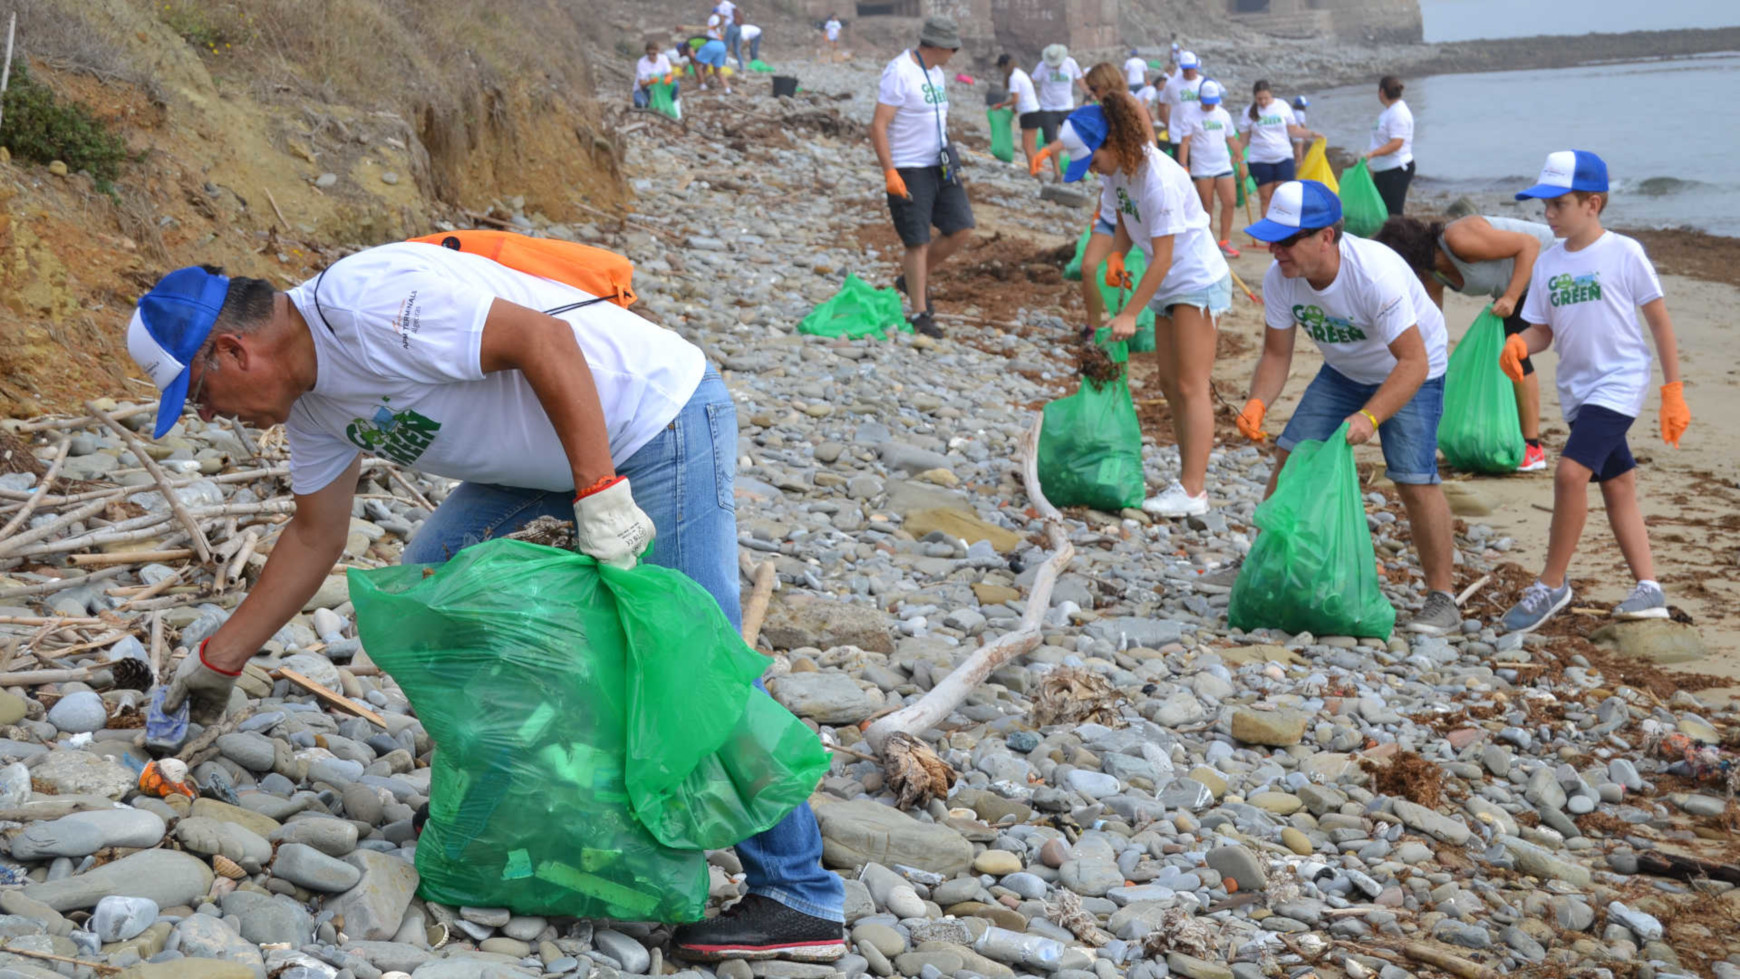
[1191,559,1243,594]
[1612,581,1669,621]
[1500,580,1573,635]
[1405,590,1461,636]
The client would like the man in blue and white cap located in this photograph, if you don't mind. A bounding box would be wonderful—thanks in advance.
[1226,180,1461,636]
[1158,49,1203,158]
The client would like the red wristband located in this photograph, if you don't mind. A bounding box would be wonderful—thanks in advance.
[573,474,624,503]
[198,638,243,677]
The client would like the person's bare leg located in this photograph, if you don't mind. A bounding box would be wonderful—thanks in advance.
[1257,182,1275,218]
[1080,233,1116,331]
[1216,176,1235,243]
[1540,456,1593,587]
[1194,177,1214,217]
[902,243,930,318]
[1263,447,1290,499]
[926,227,970,274]
[1514,372,1541,442]
[1394,482,1456,593]
[1600,469,1655,583]
[1167,305,1218,497]
[1021,129,1039,172]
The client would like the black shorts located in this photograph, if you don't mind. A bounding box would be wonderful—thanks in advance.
[1500,287,1534,376]
[1034,109,1065,144]
[888,166,975,247]
[1563,404,1637,483]
[1018,110,1046,132]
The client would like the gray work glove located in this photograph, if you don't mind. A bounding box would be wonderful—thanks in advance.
[572,476,656,570]
[162,640,241,725]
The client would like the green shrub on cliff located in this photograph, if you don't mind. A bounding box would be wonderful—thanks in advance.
[1,64,128,186]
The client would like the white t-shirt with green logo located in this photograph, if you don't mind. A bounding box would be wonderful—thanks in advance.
[1161,73,1203,144]
[1182,106,1235,178]
[1520,231,1663,423]
[878,51,949,169]
[283,243,706,496]
[1098,144,1229,308]
[1008,68,1039,115]
[1032,57,1083,112]
[1263,235,1448,385]
[1235,99,1297,164]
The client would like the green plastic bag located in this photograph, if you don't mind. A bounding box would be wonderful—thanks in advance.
[988,107,1014,163]
[748,59,776,73]
[1227,423,1396,639]
[796,273,908,338]
[1339,160,1388,237]
[1233,143,1257,209]
[1094,247,1157,353]
[647,81,680,122]
[349,539,828,920]
[1063,226,1092,281]
[1438,305,1524,473]
[1037,340,1146,511]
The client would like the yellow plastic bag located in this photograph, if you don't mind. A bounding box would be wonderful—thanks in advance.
[1299,138,1338,194]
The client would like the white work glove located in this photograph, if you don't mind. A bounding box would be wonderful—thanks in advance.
[163,639,241,725]
[572,476,655,569]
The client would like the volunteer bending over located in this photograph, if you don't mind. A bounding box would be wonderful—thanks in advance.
[129,242,846,959]
[1235,180,1460,636]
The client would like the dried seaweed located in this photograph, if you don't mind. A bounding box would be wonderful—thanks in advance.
[1076,342,1125,387]
[881,730,957,810]
[1360,749,1445,809]
[1032,667,1129,728]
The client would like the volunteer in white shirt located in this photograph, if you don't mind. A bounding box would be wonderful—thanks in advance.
[993,53,1043,172]
[1123,50,1147,94]
[1362,75,1416,216]
[1056,98,1232,520]
[1032,44,1085,178]
[706,10,726,40]
[1158,50,1203,157]
[869,16,972,339]
[1236,180,1460,636]
[1178,80,1244,259]
[1235,79,1319,214]
[741,22,763,64]
[1290,95,1311,164]
[721,3,745,71]
[632,42,678,112]
[129,242,849,958]
[822,15,842,57]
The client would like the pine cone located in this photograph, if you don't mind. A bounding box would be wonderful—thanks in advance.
[111,658,153,692]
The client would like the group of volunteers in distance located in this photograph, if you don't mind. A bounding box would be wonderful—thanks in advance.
[873,17,1690,639]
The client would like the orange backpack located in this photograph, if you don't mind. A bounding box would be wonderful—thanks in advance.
[405,229,638,312]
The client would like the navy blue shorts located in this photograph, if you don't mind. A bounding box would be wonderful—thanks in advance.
[1249,159,1296,186]
[1562,404,1636,482]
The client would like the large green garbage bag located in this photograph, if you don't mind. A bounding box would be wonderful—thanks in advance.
[1037,340,1146,511]
[796,273,908,338]
[1094,246,1157,353]
[748,59,776,72]
[1438,305,1524,473]
[988,107,1015,163]
[1063,226,1092,281]
[647,81,680,122]
[1339,160,1388,237]
[1227,424,1396,639]
[349,539,829,920]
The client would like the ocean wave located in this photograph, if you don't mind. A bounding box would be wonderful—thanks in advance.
[1615,176,1708,196]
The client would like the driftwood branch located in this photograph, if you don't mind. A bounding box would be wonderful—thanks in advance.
[0,436,69,541]
[85,401,213,564]
[741,557,777,647]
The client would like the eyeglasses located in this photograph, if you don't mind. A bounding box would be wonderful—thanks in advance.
[187,346,217,411]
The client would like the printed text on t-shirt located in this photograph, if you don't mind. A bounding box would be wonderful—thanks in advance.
[1548,272,1601,306]
[346,400,441,467]
[1116,187,1141,222]
[1294,304,1368,343]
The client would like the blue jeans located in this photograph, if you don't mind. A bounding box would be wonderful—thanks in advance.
[726,24,744,71]
[1278,365,1445,485]
[747,33,761,63]
[403,369,845,923]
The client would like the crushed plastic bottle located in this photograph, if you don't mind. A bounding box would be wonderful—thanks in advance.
[143,686,189,753]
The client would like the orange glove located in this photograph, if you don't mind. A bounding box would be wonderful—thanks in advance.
[1499,334,1530,384]
[663,72,675,84]
[1236,398,1267,442]
[884,168,910,200]
[1660,381,1689,448]
[1105,252,1132,290]
[1029,143,1061,177]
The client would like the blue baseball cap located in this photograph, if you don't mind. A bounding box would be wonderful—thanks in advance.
[126,267,230,438]
[1178,50,1200,69]
[1058,104,1106,184]
[1292,95,1309,108]
[1515,149,1608,200]
[1244,180,1342,242]
[1199,79,1222,105]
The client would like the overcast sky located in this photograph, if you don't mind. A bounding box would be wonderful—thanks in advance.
[1420,0,1740,42]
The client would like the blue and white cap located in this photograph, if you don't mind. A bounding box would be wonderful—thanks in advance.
[1515,149,1608,200]
[1244,180,1342,242]
[1199,79,1222,104]
[1058,104,1106,184]
[1178,50,1200,69]
[127,267,230,438]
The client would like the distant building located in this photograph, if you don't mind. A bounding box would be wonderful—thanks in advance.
[1227,0,1423,43]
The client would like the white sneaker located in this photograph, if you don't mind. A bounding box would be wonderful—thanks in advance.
[1142,481,1210,518]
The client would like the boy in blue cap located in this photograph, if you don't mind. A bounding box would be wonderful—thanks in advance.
[1497,150,1690,633]
[1231,179,1460,636]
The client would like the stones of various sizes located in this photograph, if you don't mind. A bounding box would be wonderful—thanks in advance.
[28,750,137,799]
[120,961,259,979]
[0,691,27,725]
[174,911,268,975]
[1498,836,1592,886]
[25,848,212,911]
[815,799,973,875]
[852,922,906,958]
[972,850,1023,876]
[189,798,281,837]
[45,691,107,733]
[341,940,434,974]
[766,672,877,724]
[330,850,420,941]
[1280,828,1314,855]
[1059,859,1122,897]
[268,816,359,857]
[902,508,1021,553]
[217,732,278,771]
[91,895,157,943]
[1168,952,1235,979]
[1391,799,1472,845]
[1608,901,1663,942]
[12,808,166,859]
[219,889,314,945]
[761,596,894,654]
[174,816,274,873]
[1205,845,1266,892]
[1230,708,1308,746]
[272,842,363,892]
[1588,620,1705,664]
[595,927,652,974]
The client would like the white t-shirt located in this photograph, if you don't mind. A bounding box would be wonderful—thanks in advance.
[878,51,949,169]
[714,1,737,19]
[1135,84,1161,117]
[1098,145,1230,307]
[662,47,690,69]
[1124,56,1147,87]
[1161,73,1203,144]
[1182,106,1235,178]
[1236,99,1297,164]
[742,23,761,41]
[1263,235,1448,385]
[282,243,706,496]
[1294,108,1308,128]
[635,55,671,91]
[1033,58,1083,112]
[707,13,726,39]
[1521,232,1664,422]
[1368,100,1414,172]
[1007,68,1039,115]
[824,18,841,40]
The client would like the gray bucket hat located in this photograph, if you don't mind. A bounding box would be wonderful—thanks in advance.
[1042,44,1068,68]
[919,16,961,50]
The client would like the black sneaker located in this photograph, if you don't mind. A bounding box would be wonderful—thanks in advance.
[671,894,846,962]
[894,274,934,313]
[908,310,943,338]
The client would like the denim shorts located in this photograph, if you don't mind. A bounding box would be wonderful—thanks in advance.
[1563,404,1636,482]
[1094,215,1116,236]
[1151,272,1233,319]
[1193,170,1234,181]
[1278,365,1446,485]
[1249,159,1296,186]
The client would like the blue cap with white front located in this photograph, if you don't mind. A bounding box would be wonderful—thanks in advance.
[1244,180,1342,242]
[127,266,230,438]
[1178,50,1199,69]
[1515,149,1608,200]
[1199,79,1222,105]
[1058,104,1106,184]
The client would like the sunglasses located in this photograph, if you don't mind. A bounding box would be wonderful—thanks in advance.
[1271,227,1323,249]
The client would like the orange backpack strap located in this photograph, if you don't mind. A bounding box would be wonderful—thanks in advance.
[405,230,637,312]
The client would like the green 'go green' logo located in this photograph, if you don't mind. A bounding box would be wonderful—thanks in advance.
[921,83,945,105]
[1293,304,1367,344]
[346,401,441,467]
[1548,272,1601,306]
[1116,187,1141,222]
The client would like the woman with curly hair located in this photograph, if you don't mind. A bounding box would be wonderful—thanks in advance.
[1086,61,1155,134]
[1052,94,1232,518]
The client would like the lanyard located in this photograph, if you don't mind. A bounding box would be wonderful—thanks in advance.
[911,50,947,153]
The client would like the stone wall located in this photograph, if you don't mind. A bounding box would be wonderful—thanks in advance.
[1227,0,1421,43]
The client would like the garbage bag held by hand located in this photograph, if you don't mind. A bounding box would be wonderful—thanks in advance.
[348,540,827,920]
[988,107,1015,163]
[1037,340,1145,511]
[1298,138,1338,194]
[797,273,908,338]
[1438,305,1525,473]
[1093,247,1156,353]
[648,80,681,121]
[1338,160,1388,237]
[1227,424,1396,639]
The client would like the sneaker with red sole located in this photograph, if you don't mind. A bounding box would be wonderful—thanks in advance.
[1219,239,1241,258]
[673,895,846,962]
[1518,442,1546,472]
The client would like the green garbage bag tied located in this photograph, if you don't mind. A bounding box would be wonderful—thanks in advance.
[647,80,680,122]
[1227,423,1396,640]
[796,273,908,338]
[1438,305,1525,473]
[1338,159,1388,238]
[1037,340,1146,511]
[349,539,829,920]
[748,59,776,72]
[988,107,1015,163]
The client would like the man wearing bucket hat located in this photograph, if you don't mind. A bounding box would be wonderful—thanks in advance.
[126,249,849,956]
[1158,50,1203,158]
[870,15,972,338]
[1232,180,1462,636]
[1031,43,1086,179]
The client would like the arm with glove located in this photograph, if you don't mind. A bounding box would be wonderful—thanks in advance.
[1499,322,1552,384]
[869,102,910,200]
[1641,298,1689,447]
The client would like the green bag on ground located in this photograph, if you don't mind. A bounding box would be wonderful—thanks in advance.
[1227,424,1396,639]
[748,59,776,72]
[1037,340,1146,511]
[1339,160,1388,237]
[797,273,908,338]
[647,81,680,122]
[1438,305,1524,473]
[988,107,1015,163]
[349,539,829,920]
[1063,226,1092,281]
